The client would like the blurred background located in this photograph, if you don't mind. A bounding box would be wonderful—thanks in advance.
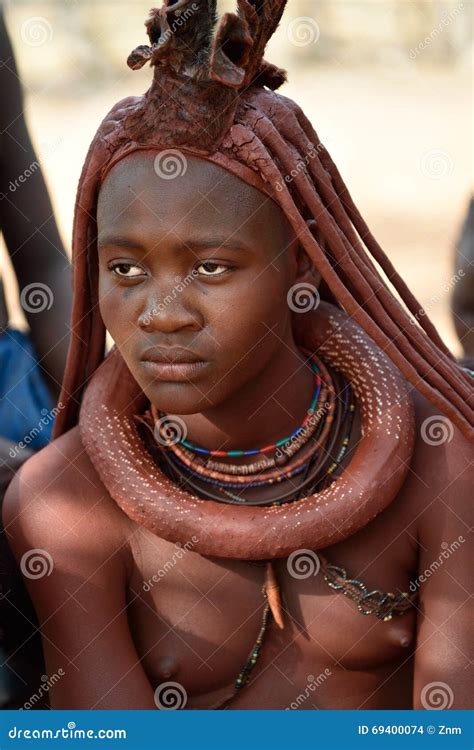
[1,0,473,352]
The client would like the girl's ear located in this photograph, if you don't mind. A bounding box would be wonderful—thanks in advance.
[292,220,321,287]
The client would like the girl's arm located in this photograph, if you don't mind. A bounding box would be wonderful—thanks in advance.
[2,444,157,710]
[412,423,472,710]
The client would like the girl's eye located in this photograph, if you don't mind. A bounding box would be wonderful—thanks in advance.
[196,261,231,277]
[110,262,144,278]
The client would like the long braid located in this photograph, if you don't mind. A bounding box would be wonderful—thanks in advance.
[245,108,472,410]
[288,99,464,363]
[262,100,468,376]
[228,123,473,438]
[260,112,472,406]
[53,131,107,436]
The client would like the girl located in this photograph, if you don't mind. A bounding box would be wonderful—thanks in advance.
[3,0,472,710]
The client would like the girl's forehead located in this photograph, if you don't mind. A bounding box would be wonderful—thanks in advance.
[99,150,264,202]
[97,150,290,240]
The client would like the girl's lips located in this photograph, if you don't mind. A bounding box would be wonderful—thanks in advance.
[141,359,209,382]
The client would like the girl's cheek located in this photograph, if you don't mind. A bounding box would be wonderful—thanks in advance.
[101,290,149,345]
[98,285,122,335]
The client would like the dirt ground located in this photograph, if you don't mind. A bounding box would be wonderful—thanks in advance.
[2,64,472,355]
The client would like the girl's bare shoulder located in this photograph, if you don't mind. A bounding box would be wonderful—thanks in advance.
[2,425,131,566]
[5,425,110,508]
[402,388,472,529]
[410,388,472,482]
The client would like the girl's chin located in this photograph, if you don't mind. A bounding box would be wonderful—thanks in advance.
[141,383,213,416]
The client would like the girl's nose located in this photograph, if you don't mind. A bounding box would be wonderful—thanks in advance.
[137,281,201,333]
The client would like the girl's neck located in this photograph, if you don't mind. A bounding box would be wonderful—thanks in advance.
[157,343,315,453]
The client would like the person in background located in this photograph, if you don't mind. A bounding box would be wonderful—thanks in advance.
[452,196,474,365]
[0,8,71,709]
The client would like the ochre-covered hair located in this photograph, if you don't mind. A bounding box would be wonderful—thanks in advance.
[54,0,473,440]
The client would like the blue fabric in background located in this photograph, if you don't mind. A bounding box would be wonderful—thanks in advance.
[0,328,55,450]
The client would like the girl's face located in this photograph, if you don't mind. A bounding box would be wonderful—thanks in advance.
[97,150,303,414]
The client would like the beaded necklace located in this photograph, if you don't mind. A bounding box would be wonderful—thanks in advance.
[152,381,330,482]
[170,359,321,459]
[154,379,329,477]
[144,352,355,507]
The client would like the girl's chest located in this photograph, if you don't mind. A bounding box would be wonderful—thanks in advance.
[124,509,418,703]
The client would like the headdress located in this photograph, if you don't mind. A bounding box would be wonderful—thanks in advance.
[55,1,473,443]
[54,0,473,562]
